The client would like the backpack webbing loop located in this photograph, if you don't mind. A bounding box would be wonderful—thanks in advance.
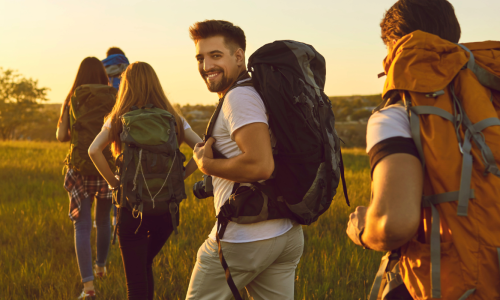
[112,206,121,245]
[411,106,456,123]
[169,202,179,235]
[458,289,476,300]
[497,248,500,274]
[404,92,426,169]
[429,202,442,298]
[215,218,242,300]
[133,203,143,234]
[422,190,475,207]
[132,148,143,191]
[368,250,412,300]
[339,148,350,206]
[458,44,500,92]
[457,127,474,217]
[369,252,391,300]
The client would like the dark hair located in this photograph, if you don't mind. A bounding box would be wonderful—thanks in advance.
[58,57,109,125]
[381,0,461,44]
[106,47,125,57]
[189,20,246,53]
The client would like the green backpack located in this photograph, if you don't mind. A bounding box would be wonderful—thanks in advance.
[65,84,117,175]
[114,104,187,233]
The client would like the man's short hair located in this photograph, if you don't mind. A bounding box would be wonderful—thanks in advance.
[380,0,461,44]
[189,20,246,53]
[106,47,125,57]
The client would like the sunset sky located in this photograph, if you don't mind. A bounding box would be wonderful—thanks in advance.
[1,0,498,106]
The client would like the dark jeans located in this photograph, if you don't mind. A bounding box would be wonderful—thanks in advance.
[117,208,174,300]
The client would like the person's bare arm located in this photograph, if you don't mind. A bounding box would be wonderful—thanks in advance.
[88,128,119,188]
[347,153,422,251]
[56,105,71,142]
[183,127,203,179]
[193,122,274,183]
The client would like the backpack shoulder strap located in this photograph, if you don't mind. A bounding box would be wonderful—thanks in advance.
[204,74,252,141]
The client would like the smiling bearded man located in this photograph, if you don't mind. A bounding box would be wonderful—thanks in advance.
[200,61,228,92]
[185,20,304,300]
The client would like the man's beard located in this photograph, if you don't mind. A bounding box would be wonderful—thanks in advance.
[200,68,231,93]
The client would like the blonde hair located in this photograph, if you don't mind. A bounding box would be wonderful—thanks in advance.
[105,62,185,157]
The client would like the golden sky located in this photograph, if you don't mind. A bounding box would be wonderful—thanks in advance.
[1,0,498,106]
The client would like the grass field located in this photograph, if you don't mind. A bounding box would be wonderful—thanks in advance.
[0,141,382,300]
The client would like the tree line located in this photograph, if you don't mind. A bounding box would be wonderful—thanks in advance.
[0,69,381,147]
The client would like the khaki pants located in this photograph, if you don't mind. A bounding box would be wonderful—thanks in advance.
[186,223,304,300]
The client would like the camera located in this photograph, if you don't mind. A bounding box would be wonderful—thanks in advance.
[193,175,214,199]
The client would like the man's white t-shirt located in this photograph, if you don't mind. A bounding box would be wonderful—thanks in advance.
[208,78,293,243]
[366,104,411,153]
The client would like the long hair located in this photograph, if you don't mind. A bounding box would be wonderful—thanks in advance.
[105,62,185,157]
[58,57,109,125]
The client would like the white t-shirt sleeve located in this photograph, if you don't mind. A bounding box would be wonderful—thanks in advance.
[366,105,411,153]
[181,117,191,130]
[222,87,268,141]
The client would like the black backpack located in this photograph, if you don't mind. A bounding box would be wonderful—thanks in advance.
[206,40,349,299]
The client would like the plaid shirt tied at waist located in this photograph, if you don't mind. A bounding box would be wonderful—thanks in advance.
[64,168,114,222]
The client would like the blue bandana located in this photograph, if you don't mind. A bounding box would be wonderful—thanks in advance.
[102,54,130,90]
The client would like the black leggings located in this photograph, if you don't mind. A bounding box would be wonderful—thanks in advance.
[117,208,174,300]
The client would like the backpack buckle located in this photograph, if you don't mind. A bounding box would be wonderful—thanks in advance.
[218,203,233,219]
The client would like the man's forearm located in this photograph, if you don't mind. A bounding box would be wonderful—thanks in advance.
[201,153,272,183]
[362,208,414,251]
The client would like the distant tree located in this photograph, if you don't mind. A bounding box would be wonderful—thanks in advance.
[329,94,382,121]
[18,107,59,141]
[0,68,49,140]
[351,109,372,121]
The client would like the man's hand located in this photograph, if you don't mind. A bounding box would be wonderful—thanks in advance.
[346,206,367,246]
[193,137,215,175]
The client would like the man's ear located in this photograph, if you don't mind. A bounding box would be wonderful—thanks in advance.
[235,48,245,66]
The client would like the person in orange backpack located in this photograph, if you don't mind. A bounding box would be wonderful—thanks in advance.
[346,0,500,299]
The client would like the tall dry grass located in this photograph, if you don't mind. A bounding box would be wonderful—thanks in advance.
[0,141,381,299]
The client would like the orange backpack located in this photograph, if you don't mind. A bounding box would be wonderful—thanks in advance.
[372,31,500,300]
